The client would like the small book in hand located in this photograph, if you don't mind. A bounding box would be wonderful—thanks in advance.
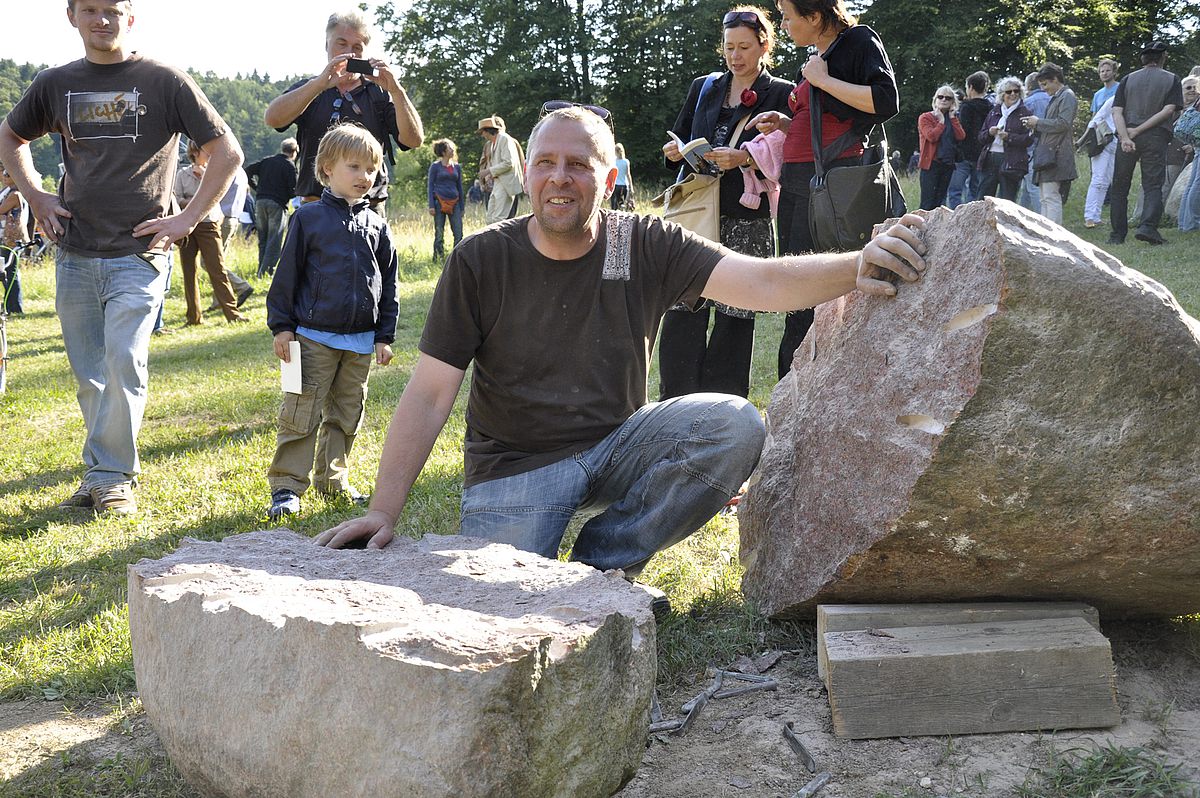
[668,131,720,176]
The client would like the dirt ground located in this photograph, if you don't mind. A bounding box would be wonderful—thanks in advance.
[2,622,1198,797]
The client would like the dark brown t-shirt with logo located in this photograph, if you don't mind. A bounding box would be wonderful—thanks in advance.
[419,211,727,487]
[5,56,227,258]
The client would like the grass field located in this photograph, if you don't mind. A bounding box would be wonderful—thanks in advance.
[1,162,1199,795]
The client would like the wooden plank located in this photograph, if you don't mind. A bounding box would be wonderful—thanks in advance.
[824,616,1119,739]
[816,602,1101,681]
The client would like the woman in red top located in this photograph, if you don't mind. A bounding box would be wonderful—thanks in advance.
[749,0,898,378]
[917,86,966,210]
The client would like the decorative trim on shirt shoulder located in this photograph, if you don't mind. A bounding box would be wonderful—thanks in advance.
[602,211,636,281]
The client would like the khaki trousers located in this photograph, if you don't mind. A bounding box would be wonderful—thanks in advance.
[267,334,372,495]
[178,220,243,324]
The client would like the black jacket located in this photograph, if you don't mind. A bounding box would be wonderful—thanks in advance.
[668,68,794,218]
[266,190,398,343]
[244,153,297,205]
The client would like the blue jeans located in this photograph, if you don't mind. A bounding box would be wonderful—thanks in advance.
[1018,166,1041,213]
[1180,162,1200,232]
[56,249,167,489]
[946,161,981,208]
[460,393,765,577]
[256,199,287,276]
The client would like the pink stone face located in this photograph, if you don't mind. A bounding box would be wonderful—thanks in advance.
[741,199,1200,620]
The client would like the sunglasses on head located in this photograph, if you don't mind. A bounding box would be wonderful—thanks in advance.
[540,100,616,133]
[723,10,763,29]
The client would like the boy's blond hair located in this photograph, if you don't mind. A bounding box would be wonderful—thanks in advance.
[314,124,383,187]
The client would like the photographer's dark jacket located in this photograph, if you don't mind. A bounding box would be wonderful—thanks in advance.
[266,189,398,344]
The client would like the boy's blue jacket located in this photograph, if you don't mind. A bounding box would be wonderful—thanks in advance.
[266,189,399,343]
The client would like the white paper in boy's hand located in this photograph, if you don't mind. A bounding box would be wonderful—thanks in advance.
[281,341,302,394]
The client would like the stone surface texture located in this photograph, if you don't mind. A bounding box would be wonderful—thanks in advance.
[128,530,656,798]
[741,198,1200,619]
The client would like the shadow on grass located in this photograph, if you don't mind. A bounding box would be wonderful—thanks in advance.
[0,423,273,537]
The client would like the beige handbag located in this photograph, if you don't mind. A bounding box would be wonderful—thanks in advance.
[655,173,721,241]
[652,112,752,243]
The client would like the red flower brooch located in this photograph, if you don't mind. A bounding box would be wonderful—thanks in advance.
[741,88,758,107]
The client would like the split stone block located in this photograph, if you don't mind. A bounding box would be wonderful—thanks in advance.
[741,199,1200,619]
[128,530,656,798]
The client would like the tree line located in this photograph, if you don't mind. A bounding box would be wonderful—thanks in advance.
[3,0,1199,201]
[378,0,1200,188]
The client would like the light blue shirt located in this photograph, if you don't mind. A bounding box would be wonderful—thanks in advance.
[297,326,375,355]
[614,158,631,187]
[1091,84,1118,115]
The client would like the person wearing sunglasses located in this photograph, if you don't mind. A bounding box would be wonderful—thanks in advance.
[746,0,899,380]
[659,5,793,401]
[315,106,928,589]
[917,86,966,211]
[264,10,423,210]
[975,77,1034,202]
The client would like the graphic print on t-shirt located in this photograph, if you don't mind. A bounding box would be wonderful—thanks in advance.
[65,89,144,141]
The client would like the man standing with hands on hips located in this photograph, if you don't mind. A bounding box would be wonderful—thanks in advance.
[265,9,423,209]
[0,0,242,515]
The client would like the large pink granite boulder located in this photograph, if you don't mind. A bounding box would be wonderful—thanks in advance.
[128,530,655,798]
[740,199,1200,619]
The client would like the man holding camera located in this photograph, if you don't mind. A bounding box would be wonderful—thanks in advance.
[264,9,423,208]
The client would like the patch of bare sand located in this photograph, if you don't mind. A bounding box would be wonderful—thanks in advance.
[0,699,166,785]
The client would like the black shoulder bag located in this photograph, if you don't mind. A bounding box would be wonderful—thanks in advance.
[808,70,906,251]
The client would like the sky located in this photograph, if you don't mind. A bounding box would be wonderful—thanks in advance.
[0,1,402,80]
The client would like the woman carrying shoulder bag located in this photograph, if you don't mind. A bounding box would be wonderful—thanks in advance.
[659,5,792,400]
[747,0,898,379]
[427,138,464,261]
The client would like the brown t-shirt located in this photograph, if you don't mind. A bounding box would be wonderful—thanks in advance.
[5,56,228,258]
[420,210,727,486]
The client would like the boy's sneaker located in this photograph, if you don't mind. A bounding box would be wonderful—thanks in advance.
[56,484,95,509]
[90,482,137,515]
[268,489,300,521]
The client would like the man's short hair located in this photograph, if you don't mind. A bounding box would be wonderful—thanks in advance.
[966,71,989,94]
[1097,58,1119,72]
[281,137,298,156]
[314,124,382,187]
[1025,72,1040,92]
[528,107,616,166]
[326,9,371,45]
[1036,63,1065,83]
[67,0,131,9]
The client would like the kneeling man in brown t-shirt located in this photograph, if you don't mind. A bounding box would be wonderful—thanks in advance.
[317,106,926,588]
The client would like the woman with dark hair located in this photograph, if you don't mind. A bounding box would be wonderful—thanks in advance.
[427,138,464,260]
[659,5,793,399]
[918,85,966,210]
[976,76,1032,201]
[748,0,898,378]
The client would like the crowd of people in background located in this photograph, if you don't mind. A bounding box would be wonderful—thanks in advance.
[912,44,1198,244]
[0,0,1196,575]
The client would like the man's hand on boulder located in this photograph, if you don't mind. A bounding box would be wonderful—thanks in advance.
[314,510,396,550]
[856,213,927,297]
